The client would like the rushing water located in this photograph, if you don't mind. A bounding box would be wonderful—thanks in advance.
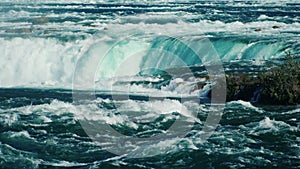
[0,0,299,168]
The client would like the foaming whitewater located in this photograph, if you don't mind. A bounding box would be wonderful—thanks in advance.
[0,38,85,87]
[0,0,299,168]
[1,98,299,168]
[0,35,298,88]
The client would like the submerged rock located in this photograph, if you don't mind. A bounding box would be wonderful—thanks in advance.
[32,16,49,25]
[5,28,33,33]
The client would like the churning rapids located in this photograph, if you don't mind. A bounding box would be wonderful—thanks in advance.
[0,0,299,168]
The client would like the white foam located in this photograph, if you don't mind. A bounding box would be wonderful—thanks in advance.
[255,116,297,132]
[39,115,52,123]
[228,100,263,113]
[258,117,277,130]
[138,99,200,123]
[282,108,300,115]
[9,131,32,139]
[77,99,201,124]
[43,160,87,167]
[0,113,19,126]
[0,37,85,88]
[258,14,271,20]
[139,137,180,155]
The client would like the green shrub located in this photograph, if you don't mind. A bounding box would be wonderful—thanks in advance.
[259,52,300,105]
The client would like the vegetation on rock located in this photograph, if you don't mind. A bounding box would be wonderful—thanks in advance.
[259,52,300,105]
[225,52,300,105]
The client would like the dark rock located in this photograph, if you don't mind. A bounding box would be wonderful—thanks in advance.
[272,25,280,29]
[254,28,262,32]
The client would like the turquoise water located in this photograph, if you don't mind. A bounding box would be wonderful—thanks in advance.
[0,0,299,168]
